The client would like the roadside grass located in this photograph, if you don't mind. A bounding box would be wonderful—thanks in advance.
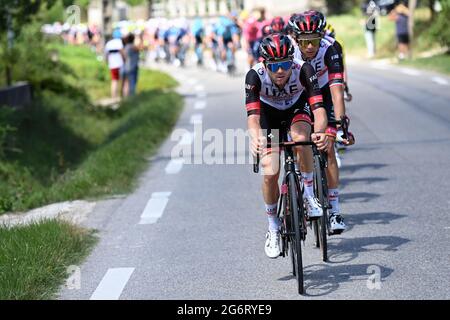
[0,43,181,214]
[0,219,98,300]
[399,53,450,75]
[329,8,447,71]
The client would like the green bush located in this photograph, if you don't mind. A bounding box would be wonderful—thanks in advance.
[1,24,87,102]
[429,0,450,48]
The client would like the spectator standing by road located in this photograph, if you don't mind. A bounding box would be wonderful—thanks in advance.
[104,29,125,99]
[389,1,411,60]
[361,0,380,58]
[123,33,141,97]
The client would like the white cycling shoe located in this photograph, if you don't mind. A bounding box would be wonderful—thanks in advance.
[305,196,323,218]
[265,230,281,259]
[329,214,346,233]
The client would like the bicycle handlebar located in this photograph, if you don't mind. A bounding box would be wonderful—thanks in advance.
[252,116,350,173]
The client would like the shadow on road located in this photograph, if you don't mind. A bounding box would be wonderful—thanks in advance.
[326,235,410,265]
[340,192,381,203]
[302,263,394,297]
[340,177,389,189]
[342,211,407,233]
[340,163,388,174]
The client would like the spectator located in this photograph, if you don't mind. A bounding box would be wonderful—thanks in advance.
[389,1,411,60]
[361,0,380,58]
[104,29,125,99]
[123,33,141,97]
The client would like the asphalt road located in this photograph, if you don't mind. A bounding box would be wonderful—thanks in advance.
[58,54,450,300]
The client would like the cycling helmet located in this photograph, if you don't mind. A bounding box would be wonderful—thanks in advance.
[261,24,273,37]
[304,10,326,33]
[291,11,323,36]
[271,16,285,33]
[259,33,295,62]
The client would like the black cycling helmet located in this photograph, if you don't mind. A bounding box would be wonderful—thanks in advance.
[271,16,285,33]
[291,11,323,36]
[259,33,295,62]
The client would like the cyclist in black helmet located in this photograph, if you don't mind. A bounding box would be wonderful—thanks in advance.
[245,33,329,258]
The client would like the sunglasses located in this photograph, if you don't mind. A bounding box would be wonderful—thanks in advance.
[297,38,321,47]
[266,60,293,72]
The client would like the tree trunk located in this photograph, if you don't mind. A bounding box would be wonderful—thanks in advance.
[429,0,436,18]
[408,0,417,57]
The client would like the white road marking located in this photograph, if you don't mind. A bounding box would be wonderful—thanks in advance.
[165,158,185,174]
[194,100,207,110]
[400,68,421,76]
[195,85,205,92]
[370,62,389,70]
[139,192,172,225]
[90,268,135,300]
[190,114,203,125]
[431,76,449,86]
[197,91,207,98]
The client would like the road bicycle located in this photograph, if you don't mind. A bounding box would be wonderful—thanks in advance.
[312,116,350,262]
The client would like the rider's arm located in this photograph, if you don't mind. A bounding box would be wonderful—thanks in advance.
[325,45,346,123]
[300,62,327,134]
[245,69,263,155]
[333,40,349,87]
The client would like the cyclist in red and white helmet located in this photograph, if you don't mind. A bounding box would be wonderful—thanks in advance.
[290,11,356,234]
[270,16,286,34]
[245,33,329,258]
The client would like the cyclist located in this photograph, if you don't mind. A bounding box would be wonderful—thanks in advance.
[252,23,274,63]
[245,33,329,258]
[290,11,355,234]
[312,10,352,102]
[308,11,353,165]
[270,16,287,34]
[215,16,240,73]
[243,15,260,68]
[191,17,205,66]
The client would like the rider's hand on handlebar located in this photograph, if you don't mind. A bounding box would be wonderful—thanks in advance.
[311,132,329,151]
[336,130,355,146]
[251,135,267,157]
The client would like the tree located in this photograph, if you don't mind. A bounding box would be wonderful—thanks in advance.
[0,0,73,85]
[430,0,450,48]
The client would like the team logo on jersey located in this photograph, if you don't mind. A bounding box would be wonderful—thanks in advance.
[309,74,318,82]
[330,54,340,60]
[304,103,311,113]
[258,67,265,75]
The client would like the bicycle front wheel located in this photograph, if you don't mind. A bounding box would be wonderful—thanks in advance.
[288,172,304,295]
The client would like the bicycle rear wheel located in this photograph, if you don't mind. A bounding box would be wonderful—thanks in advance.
[288,172,304,294]
[314,154,328,262]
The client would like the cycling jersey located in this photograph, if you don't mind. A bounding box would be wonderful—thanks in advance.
[245,59,324,116]
[294,38,344,89]
[215,17,240,41]
[293,38,344,133]
[323,34,345,66]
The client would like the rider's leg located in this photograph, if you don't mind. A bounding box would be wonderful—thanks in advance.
[325,130,346,231]
[290,120,322,218]
[261,149,281,231]
[261,148,282,258]
[290,121,313,196]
